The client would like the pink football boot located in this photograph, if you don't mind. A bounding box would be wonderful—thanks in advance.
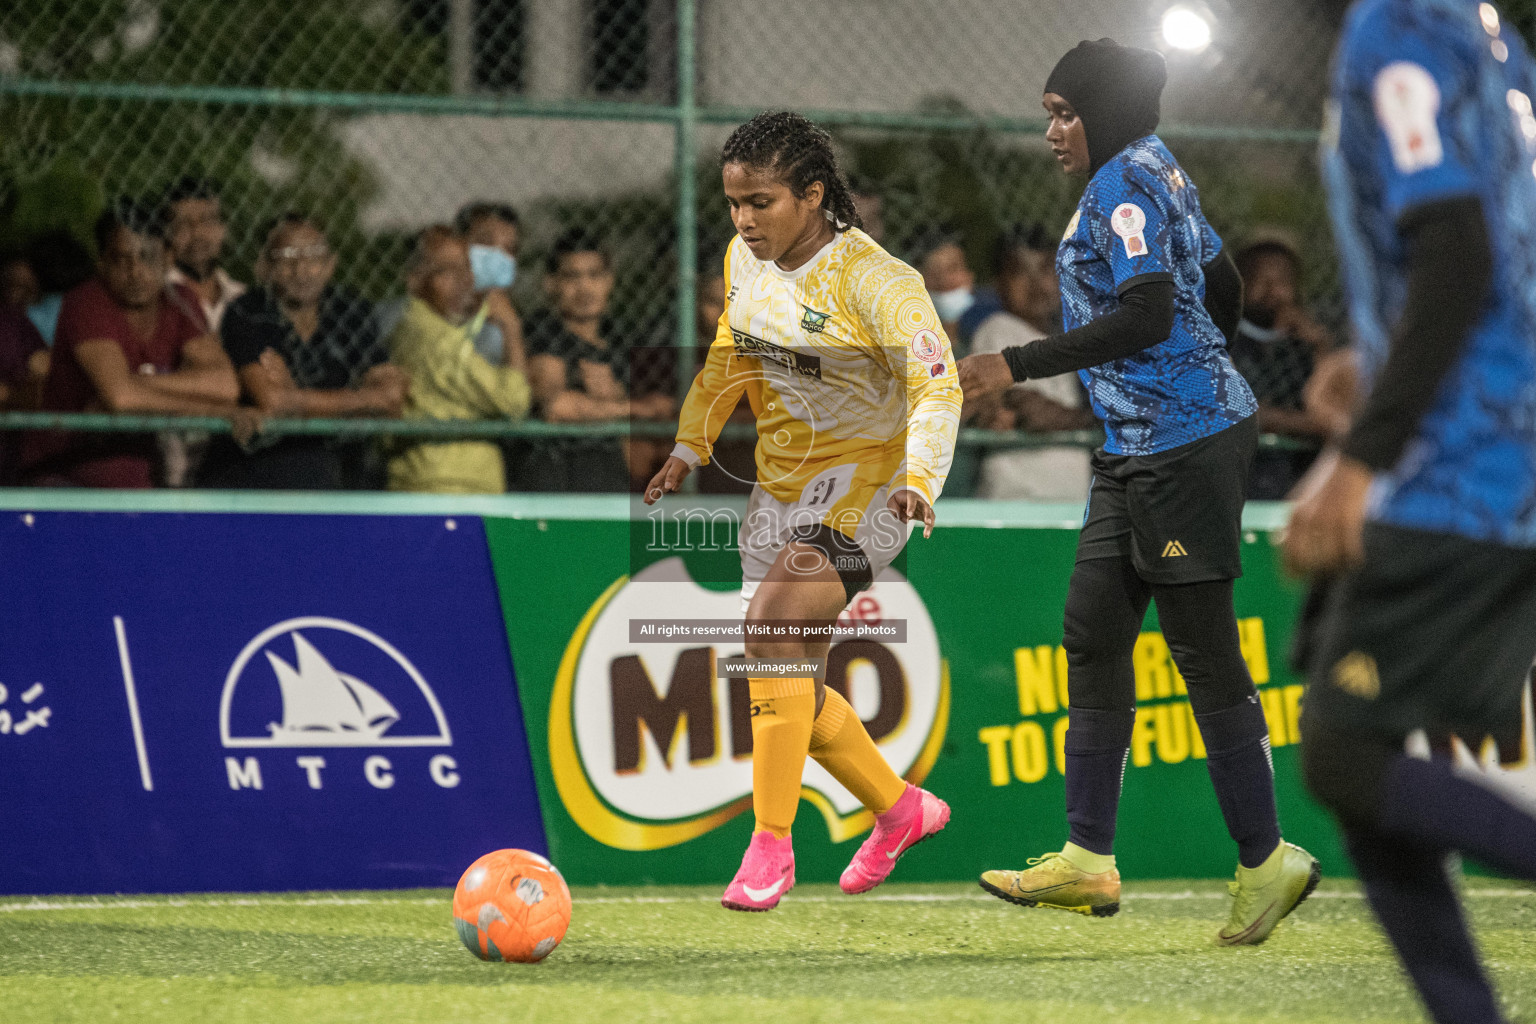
[721,831,796,912]
[839,784,951,895]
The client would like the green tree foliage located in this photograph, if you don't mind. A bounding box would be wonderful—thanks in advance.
[0,0,447,291]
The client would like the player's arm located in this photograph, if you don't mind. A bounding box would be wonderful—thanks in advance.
[646,314,755,502]
[1285,48,1488,575]
[963,183,1177,393]
[868,273,961,536]
[648,248,755,502]
[1340,197,1491,469]
[1201,248,1243,344]
[997,281,1174,382]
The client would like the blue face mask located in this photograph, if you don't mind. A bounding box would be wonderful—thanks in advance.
[931,286,975,323]
[469,244,516,291]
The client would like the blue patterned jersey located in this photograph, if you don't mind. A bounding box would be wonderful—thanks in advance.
[1325,0,1536,545]
[1057,135,1256,455]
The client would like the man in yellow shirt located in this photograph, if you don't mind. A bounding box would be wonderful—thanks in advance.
[387,227,530,493]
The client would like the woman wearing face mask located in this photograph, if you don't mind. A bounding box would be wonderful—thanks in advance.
[645,111,961,913]
[959,38,1317,945]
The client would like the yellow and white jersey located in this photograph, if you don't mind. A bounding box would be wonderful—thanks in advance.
[673,228,961,527]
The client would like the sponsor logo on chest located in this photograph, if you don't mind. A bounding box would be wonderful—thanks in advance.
[731,328,823,380]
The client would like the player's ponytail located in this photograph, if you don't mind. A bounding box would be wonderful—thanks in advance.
[721,111,863,233]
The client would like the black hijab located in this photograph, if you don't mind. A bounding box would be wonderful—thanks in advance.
[1044,39,1168,175]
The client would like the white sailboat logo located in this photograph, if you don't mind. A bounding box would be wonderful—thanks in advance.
[265,632,400,741]
[220,617,453,749]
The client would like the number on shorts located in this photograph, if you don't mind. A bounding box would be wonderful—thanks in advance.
[806,478,837,507]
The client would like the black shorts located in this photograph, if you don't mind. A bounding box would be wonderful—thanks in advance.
[1076,415,1256,584]
[1300,523,1536,741]
[789,522,873,605]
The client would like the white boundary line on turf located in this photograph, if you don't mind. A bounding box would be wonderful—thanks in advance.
[2,889,1533,912]
[0,897,444,912]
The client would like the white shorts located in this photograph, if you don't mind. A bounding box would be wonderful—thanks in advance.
[738,461,913,613]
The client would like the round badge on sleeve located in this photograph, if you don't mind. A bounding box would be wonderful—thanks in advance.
[1111,203,1148,259]
[910,328,942,363]
[1111,203,1147,238]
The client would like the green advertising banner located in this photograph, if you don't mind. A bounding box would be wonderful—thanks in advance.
[488,499,1349,886]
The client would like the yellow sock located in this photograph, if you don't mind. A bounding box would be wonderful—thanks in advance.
[749,677,816,839]
[808,688,908,815]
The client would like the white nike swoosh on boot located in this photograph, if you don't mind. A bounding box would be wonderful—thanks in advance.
[885,826,915,859]
[743,879,785,902]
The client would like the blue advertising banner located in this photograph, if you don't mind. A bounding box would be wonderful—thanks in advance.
[0,510,545,894]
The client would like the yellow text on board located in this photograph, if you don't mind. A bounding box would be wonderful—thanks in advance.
[977,618,1304,786]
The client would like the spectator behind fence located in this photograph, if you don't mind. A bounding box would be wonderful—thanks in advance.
[1230,236,1332,499]
[19,199,243,489]
[918,235,997,357]
[21,231,95,345]
[386,226,531,494]
[162,177,246,331]
[511,230,673,492]
[199,214,407,490]
[848,176,886,246]
[692,258,754,495]
[966,226,1095,501]
[1,252,40,311]
[454,201,526,370]
[0,306,48,484]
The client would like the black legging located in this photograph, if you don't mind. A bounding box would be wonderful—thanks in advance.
[1062,555,1257,715]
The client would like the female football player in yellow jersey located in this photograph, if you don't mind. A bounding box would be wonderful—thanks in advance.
[644,111,959,912]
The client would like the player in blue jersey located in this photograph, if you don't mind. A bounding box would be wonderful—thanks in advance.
[961,38,1318,944]
[1287,2,1536,1020]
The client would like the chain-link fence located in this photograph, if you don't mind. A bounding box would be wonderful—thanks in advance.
[0,0,1445,493]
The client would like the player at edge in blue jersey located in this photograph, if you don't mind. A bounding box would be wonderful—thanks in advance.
[1287,2,1536,1021]
[960,38,1318,945]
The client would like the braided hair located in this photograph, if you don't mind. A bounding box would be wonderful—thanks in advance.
[720,111,862,233]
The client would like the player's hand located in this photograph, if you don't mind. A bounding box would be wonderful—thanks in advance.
[888,487,936,539]
[958,353,1013,400]
[644,455,692,504]
[1281,450,1372,576]
[1304,349,1360,441]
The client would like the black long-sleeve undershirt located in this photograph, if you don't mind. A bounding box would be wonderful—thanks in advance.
[1340,195,1493,472]
[1002,251,1242,382]
[1004,278,1174,381]
[1202,249,1243,344]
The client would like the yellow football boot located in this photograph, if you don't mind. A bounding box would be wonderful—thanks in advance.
[1216,841,1321,945]
[979,851,1121,917]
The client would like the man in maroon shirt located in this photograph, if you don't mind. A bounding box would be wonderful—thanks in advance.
[21,199,244,488]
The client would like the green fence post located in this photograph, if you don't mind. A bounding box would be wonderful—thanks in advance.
[673,0,699,491]
[674,0,699,388]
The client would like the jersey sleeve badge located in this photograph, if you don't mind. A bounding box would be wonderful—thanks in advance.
[1373,61,1444,173]
[910,328,942,362]
[1062,210,1081,241]
[1111,203,1148,258]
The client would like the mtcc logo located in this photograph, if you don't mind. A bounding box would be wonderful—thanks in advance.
[219,617,459,792]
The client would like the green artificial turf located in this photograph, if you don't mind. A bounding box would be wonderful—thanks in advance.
[3,879,1535,1023]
